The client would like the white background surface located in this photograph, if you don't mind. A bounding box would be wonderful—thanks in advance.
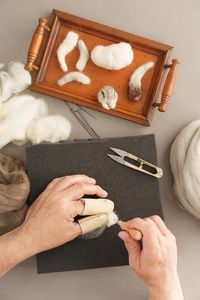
[0,0,200,299]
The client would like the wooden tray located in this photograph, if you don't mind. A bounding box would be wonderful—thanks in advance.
[25,9,179,126]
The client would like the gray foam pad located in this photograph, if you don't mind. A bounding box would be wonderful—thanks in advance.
[26,134,163,273]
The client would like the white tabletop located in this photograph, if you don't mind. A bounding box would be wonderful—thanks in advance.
[0,0,200,299]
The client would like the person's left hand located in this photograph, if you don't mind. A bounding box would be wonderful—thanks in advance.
[21,174,108,254]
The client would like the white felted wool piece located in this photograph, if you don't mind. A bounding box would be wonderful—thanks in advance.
[91,42,134,70]
[0,62,31,102]
[57,31,79,72]
[107,212,119,227]
[26,115,71,144]
[76,40,89,72]
[57,71,91,86]
[170,120,200,219]
[128,61,154,100]
[0,95,48,149]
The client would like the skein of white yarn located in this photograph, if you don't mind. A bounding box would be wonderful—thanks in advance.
[170,120,200,219]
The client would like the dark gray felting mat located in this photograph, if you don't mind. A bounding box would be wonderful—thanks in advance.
[26,135,163,274]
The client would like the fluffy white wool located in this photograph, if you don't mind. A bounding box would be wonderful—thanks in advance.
[57,31,79,72]
[0,62,31,102]
[26,115,71,144]
[91,42,134,70]
[0,95,48,149]
[170,120,200,219]
[107,212,119,227]
[57,71,91,86]
[76,40,89,72]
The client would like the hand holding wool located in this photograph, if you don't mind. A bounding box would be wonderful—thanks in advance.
[119,216,184,300]
[0,175,108,278]
[21,175,107,254]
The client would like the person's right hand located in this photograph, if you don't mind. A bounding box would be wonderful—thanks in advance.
[118,216,184,300]
[21,174,108,255]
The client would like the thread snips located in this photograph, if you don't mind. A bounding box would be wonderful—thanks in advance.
[107,147,163,178]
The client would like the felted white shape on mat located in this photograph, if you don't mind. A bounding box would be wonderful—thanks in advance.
[0,95,48,149]
[26,115,71,144]
[128,61,154,101]
[91,42,134,70]
[57,71,91,86]
[57,31,79,72]
[170,120,200,219]
[0,62,31,102]
[76,40,89,72]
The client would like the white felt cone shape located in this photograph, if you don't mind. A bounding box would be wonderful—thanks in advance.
[0,95,48,149]
[26,115,71,144]
[170,120,200,219]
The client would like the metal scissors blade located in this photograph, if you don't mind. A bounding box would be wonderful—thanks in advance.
[107,154,125,165]
[109,147,128,158]
[107,147,163,178]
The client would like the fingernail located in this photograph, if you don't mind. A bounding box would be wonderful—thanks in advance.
[102,190,108,196]
[89,178,96,183]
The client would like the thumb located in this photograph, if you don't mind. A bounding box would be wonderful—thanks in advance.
[118,231,141,264]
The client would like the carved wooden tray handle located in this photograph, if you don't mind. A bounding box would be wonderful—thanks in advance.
[25,18,50,72]
[153,59,180,112]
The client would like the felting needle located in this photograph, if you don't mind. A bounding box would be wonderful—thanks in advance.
[117,220,142,241]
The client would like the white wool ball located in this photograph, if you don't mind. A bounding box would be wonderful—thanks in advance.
[107,212,119,227]
[26,115,71,144]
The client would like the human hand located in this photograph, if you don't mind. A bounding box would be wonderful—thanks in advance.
[21,174,108,255]
[118,216,184,300]
[0,174,108,278]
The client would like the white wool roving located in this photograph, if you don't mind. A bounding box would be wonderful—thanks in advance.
[0,62,31,102]
[26,115,71,144]
[0,95,48,149]
[170,120,200,219]
[91,42,134,70]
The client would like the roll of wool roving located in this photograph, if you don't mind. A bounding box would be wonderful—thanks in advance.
[170,120,200,219]
[0,153,30,234]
